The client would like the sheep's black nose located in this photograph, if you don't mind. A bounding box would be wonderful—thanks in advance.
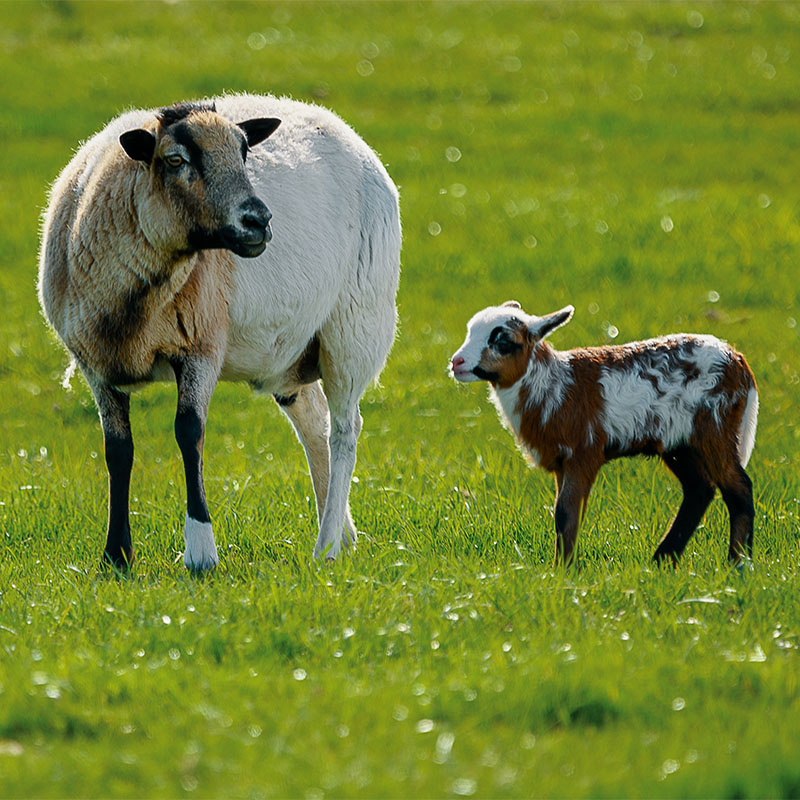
[240,198,271,240]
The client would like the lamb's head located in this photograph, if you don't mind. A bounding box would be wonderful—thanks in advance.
[119,102,280,258]
[450,301,574,388]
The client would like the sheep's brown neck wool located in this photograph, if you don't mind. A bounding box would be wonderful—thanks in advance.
[38,94,401,570]
[451,303,757,568]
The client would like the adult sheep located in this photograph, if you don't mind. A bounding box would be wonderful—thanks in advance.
[38,95,401,570]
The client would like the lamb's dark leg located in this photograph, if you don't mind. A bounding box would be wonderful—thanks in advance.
[718,464,755,563]
[88,378,134,569]
[172,357,220,571]
[654,448,716,566]
[553,464,597,567]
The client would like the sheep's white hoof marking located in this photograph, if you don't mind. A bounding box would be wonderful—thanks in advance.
[313,535,342,561]
[183,514,219,571]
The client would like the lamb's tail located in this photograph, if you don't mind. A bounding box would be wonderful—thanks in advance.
[738,386,759,467]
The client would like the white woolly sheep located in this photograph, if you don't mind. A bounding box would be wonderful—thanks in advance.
[450,301,758,567]
[39,95,401,570]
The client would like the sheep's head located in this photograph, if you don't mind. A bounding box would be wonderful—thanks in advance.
[119,102,280,258]
[450,301,574,388]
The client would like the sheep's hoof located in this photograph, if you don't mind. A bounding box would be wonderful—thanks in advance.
[102,547,134,572]
[313,539,342,561]
[183,515,219,571]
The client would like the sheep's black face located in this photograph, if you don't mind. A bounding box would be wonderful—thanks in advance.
[120,106,280,258]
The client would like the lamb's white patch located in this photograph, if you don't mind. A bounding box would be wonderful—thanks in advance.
[183,515,219,571]
[599,334,733,452]
[520,349,573,425]
[490,384,542,466]
[490,384,522,433]
[738,387,759,467]
[451,305,529,379]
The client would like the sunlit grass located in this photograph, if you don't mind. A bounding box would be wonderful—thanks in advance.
[1,1,799,797]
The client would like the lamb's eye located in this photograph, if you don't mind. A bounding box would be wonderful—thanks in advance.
[165,154,184,168]
[495,338,518,355]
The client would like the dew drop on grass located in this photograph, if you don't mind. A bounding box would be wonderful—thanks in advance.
[428,221,442,237]
[686,10,704,28]
[435,731,455,761]
[293,668,307,681]
[161,615,171,625]
[415,718,434,733]
[393,705,408,721]
[707,290,720,303]
[661,215,674,232]
[446,147,462,163]
[524,235,538,249]
[758,193,771,208]
[521,732,536,749]
[247,32,267,50]
[671,696,686,711]
[356,59,374,77]
[0,741,23,756]
[452,777,477,796]
[661,758,680,776]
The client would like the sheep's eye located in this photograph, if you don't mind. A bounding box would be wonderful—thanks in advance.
[165,154,184,168]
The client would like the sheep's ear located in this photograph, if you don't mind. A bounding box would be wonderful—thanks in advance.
[119,129,156,164]
[528,305,574,341]
[502,300,522,309]
[238,118,281,148]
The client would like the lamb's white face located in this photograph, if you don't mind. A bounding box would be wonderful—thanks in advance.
[450,304,530,384]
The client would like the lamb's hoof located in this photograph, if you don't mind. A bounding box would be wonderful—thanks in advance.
[733,557,754,575]
[183,516,219,572]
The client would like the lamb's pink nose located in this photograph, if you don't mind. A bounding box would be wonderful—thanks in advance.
[451,356,465,370]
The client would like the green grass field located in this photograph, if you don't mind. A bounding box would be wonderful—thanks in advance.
[1,1,799,796]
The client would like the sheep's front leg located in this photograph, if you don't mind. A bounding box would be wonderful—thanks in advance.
[172,357,220,571]
[88,377,134,569]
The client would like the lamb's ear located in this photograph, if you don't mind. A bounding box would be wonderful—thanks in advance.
[528,305,574,341]
[238,118,281,148]
[502,300,522,309]
[119,129,156,164]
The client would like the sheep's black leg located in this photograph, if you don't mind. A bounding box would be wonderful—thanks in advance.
[654,448,715,565]
[89,379,134,569]
[172,357,220,571]
[718,464,755,563]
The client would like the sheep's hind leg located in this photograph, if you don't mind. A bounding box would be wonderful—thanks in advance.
[314,319,388,560]
[313,401,361,560]
[87,376,135,569]
[172,357,221,572]
[654,448,716,566]
[275,381,343,538]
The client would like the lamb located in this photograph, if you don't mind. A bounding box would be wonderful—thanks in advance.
[38,95,401,570]
[450,301,758,567]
